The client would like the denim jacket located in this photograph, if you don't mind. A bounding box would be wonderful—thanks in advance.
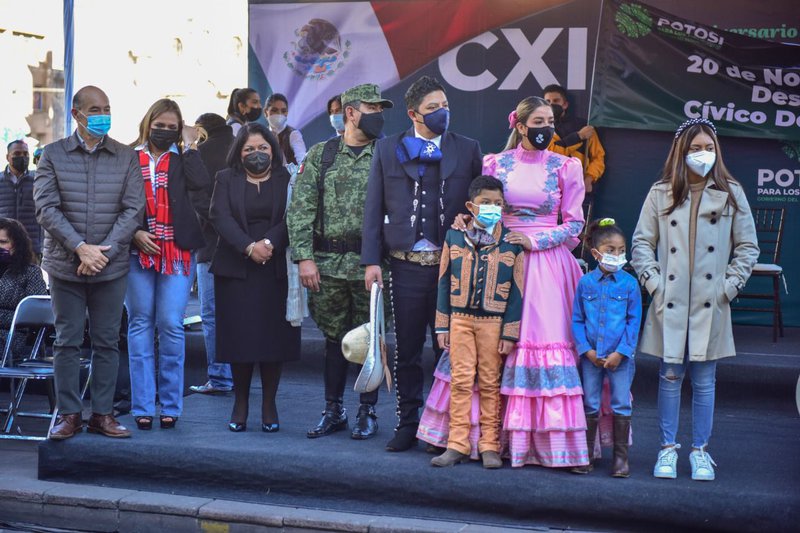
[435,224,524,341]
[571,267,642,358]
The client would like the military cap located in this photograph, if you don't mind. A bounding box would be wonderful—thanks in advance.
[340,83,393,108]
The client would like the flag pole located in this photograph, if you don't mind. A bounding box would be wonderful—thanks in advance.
[586,0,605,123]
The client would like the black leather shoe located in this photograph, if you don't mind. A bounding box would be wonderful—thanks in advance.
[351,404,378,440]
[307,403,348,439]
[228,422,246,432]
[262,423,280,433]
[386,425,418,452]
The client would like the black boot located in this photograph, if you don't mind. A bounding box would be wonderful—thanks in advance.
[351,404,378,440]
[386,425,418,452]
[307,402,348,438]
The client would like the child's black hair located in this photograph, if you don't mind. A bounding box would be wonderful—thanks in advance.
[586,218,625,248]
[468,175,505,202]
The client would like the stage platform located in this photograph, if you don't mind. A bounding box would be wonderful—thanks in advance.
[34,324,800,532]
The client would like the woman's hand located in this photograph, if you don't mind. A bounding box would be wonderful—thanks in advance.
[451,213,471,231]
[504,231,532,250]
[133,230,161,255]
[182,125,199,148]
[249,241,272,264]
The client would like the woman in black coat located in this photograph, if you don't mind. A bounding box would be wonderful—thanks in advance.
[210,123,300,433]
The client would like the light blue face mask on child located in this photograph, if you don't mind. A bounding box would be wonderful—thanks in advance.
[475,204,503,233]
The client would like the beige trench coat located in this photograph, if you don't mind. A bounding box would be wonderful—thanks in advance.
[630,180,759,363]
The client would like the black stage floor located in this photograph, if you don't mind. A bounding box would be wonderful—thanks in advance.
[36,324,800,532]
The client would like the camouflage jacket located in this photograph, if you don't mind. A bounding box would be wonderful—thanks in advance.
[287,137,374,280]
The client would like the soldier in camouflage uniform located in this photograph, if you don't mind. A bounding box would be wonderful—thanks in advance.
[287,83,392,440]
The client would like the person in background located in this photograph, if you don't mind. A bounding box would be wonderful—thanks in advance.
[126,98,209,431]
[188,113,235,395]
[542,84,605,195]
[0,217,47,357]
[1,141,41,254]
[265,93,307,167]
[631,118,758,482]
[35,85,144,441]
[328,94,345,137]
[226,88,263,137]
[210,123,300,433]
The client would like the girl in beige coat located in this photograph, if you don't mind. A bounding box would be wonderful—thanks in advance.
[631,118,758,482]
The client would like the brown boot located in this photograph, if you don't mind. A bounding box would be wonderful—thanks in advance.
[87,413,132,438]
[49,413,83,440]
[571,415,598,474]
[611,415,631,478]
[481,451,503,469]
[430,448,469,467]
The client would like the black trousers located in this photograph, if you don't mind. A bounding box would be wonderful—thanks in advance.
[388,258,442,429]
[324,340,378,406]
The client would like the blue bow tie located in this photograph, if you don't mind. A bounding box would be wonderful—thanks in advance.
[402,136,442,163]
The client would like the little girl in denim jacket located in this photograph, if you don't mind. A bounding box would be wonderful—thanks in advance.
[571,218,641,477]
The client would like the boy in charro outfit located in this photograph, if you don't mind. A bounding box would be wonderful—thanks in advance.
[431,176,524,469]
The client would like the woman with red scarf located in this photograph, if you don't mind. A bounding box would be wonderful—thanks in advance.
[127,99,209,431]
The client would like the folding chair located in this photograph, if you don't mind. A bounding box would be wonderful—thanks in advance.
[734,207,786,342]
[0,295,90,440]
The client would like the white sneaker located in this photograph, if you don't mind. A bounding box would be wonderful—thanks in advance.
[653,444,680,479]
[690,447,717,481]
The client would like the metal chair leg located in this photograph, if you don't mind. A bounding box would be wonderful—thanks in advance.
[2,377,29,433]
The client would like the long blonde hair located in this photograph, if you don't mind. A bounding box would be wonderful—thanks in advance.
[132,98,184,150]
[659,123,739,215]
[503,96,551,151]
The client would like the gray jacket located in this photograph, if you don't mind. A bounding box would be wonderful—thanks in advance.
[0,168,41,253]
[34,133,145,283]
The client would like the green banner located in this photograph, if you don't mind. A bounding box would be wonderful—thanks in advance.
[590,0,800,141]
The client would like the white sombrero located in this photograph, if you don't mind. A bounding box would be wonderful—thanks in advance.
[341,282,391,393]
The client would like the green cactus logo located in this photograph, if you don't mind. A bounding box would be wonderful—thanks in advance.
[616,3,653,38]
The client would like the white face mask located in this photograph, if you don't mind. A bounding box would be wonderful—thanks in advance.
[595,251,627,273]
[685,150,716,177]
[268,114,288,130]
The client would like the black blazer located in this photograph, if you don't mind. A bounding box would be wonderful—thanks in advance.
[194,126,234,262]
[135,148,209,251]
[361,128,482,265]
[209,166,290,280]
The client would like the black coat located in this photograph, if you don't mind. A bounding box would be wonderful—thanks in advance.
[209,166,290,280]
[134,149,209,251]
[195,126,234,262]
[361,128,482,265]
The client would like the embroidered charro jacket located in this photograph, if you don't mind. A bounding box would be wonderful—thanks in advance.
[435,224,524,341]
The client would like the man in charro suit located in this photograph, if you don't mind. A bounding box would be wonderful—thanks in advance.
[362,76,482,452]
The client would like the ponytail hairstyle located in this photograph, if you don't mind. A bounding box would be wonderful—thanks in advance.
[586,217,626,249]
[226,88,258,121]
[503,96,551,151]
[659,118,739,215]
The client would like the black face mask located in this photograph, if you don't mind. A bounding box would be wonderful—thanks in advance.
[243,151,271,175]
[357,111,384,140]
[150,128,181,150]
[526,126,555,150]
[244,107,262,122]
[551,104,564,121]
[10,156,29,173]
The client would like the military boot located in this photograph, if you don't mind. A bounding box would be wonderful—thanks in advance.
[351,404,378,440]
[307,402,348,438]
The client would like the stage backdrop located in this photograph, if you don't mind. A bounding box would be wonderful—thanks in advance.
[249,0,799,327]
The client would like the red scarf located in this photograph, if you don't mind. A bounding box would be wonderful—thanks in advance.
[138,150,192,275]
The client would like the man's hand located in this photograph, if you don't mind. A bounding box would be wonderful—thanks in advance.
[585,349,604,368]
[578,125,596,140]
[603,352,623,371]
[299,259,321,292]
[76,244,111,276]
[498,339,515,355]
[365,265,383,290]
[437,332,450,350]
[250,241,272,264]
[133,230,161,255]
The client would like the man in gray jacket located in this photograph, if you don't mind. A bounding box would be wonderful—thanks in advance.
[34,85,145,440]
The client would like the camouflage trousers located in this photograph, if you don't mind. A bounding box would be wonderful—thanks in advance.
[308,276,370,343]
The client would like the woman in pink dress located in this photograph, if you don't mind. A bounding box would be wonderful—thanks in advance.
[418,96,589,468]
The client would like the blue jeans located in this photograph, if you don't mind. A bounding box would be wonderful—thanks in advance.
[658,353,717,448]
[196,261,231,388]
[581,355,634,416]
[126,255,195,417]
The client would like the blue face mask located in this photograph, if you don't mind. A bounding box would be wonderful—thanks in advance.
[421,107,449,136]
[474,204,502,233]
[80,112,111,137]
[329,113,345,132]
